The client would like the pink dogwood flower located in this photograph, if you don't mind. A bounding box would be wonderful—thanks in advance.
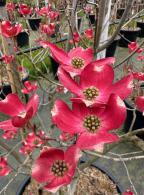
[132,72,144,80]
[72,32,80,43]
[0,120,18,139]
[24,132,44,147]
[137,55,144,61]
[69,32,80,44]
[2,54,14,64]
[6,2,15,12]
[49,11,59,20]
[39,41,93,75]
[18,4,32,16]
[19,143,34,155]
[0,157,11,176]
[84,28,93,39]
[122,190,134,195]
[21,81,38,94]
[36,6,51,17]
[2,130,17,140]
[128,42,143,53]
[32,146,80,192]
[0,21,22,38]
[20,132,44,155]
[40,23,55,36]
[58,59,133,106]
[0,94,39,127]
[52,94,126,151]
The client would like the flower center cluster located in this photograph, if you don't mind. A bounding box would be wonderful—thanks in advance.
[51,160,68,177]
[83,87,99,100]
[84,115,100,133]
[72,57,84,69]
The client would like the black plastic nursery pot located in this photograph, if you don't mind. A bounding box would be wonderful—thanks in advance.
[137,21,144,37]
[16,162,123,195]
[0,0,6,6]
[116,8,125,19]
[124,100,144,139]
[28,18,41,31]
[106,37,120,57]
[0,75,28,99]
[118,28,140,48]
[16,176,30,195]
[77,17,82,30]
[16,32,29,48]
[50,57,59,80]
[88,14,96,25]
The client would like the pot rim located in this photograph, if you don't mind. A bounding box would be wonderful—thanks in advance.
[16,162,124,195]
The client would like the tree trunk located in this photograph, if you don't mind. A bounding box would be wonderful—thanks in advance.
[0,7,23,96]
[97,0,112,59]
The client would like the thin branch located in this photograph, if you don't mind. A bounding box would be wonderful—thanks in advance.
[84,150,144,162]
[114,39,144,69]
[0,155,30,195]
[0,139,22,164]
[119,155,138,195]
[129,109,137,132]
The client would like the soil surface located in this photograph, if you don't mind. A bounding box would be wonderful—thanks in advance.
[23,166,119,195]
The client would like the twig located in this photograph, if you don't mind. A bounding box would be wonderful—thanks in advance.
[119,154,138,195]
[84,150,144,162]
[0,139,22,164]
[114,39,144,69]
[129,109,137,132]
[0,155,30,194]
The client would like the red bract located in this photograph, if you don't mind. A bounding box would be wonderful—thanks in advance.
[128,42,143,53]
[52,94,126,151]
[2,54,14,64]
[0,94,39,127]
[6,2,15,12]
[49,11,59,20]
[0,21,22,38]
[0,120,18,139]
[122,190,134,195]
[36,6,51,17]
[40,23,55,36]
[0,157,11,176]
[135,96,144,112]
[21,81,38,94]
[58,59,133,106]
[84,28,93,39]
[32,146,80,192]
[39,41,93,76]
